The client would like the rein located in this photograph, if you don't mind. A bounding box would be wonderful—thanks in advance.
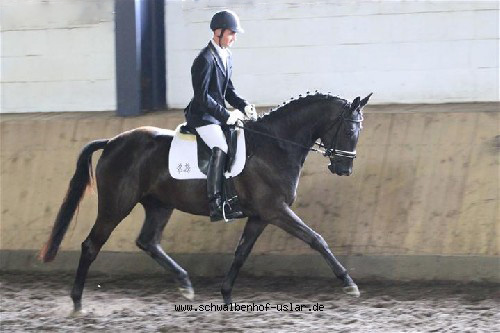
[235,123,327,155]
[235,109,362,159]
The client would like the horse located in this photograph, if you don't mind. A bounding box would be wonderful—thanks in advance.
[39,92,372,313]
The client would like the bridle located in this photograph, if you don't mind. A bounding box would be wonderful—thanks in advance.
[235,106,363,162]
[317,109,363,161]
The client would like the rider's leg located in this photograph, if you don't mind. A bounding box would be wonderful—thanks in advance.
[196,124,228,221]
[207,148,226,221]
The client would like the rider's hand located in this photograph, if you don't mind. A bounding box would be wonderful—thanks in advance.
[244,104,258,121]
[226,110,246,126]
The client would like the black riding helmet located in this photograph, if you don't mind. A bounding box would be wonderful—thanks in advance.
[210,10,244,33]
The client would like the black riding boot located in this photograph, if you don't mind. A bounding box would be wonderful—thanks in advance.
[207,148,226,222]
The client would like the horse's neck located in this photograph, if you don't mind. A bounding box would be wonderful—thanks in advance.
[264,101,332,148]
[248,101,334,174]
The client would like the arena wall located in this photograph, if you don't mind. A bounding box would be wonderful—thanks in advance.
[1,1,498,113]
[1,104,498,281]
[0,0,116,113]
[167,0,499,107]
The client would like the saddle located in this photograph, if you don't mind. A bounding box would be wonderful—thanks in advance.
[179,125,238,175]
[173,124,244,222]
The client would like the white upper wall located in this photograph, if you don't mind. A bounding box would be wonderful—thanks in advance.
[1,0,116,113]
[167,0,499,108]
[1,0,498,113]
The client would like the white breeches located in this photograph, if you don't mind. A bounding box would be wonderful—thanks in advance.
[196,124,228,153]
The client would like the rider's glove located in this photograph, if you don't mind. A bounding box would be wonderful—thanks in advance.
[226,110,246,126]
[244,104,258,121]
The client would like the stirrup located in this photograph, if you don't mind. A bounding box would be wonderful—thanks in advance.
[222,200,244,223]
[222,201,232,223]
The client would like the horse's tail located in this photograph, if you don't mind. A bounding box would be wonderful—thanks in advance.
[39,139,109,263]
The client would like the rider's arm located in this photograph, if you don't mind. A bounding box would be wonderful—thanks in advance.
[191,55,230,123]
[225,78,248,112]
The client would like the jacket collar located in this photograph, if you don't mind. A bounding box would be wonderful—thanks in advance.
[207,42,230,78]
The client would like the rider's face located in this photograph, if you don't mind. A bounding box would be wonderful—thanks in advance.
[213,29,237,48]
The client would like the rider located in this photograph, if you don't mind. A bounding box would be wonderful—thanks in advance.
[184,10,257,222]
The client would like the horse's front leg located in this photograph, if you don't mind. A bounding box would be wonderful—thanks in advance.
[221,216,267,304]
[267,203,359,297]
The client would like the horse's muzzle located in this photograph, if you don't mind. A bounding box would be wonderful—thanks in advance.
[328,161,352,176]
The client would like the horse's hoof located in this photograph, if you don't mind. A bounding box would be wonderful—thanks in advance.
[178,286,195,301]
[69,309,86,317]
[223,295,232,305]
[343,284,360,297]
[177,275,195,301]
[69,301,84,317]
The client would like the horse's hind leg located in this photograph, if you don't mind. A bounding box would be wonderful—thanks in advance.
[136,201,194,300]
[221,216,267,304]
[70,213,125,313]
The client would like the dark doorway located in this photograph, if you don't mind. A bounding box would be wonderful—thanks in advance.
[115,0,166,116]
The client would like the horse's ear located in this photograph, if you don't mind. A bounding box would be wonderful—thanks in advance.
[351,97,361,111]
[360,92,373,107]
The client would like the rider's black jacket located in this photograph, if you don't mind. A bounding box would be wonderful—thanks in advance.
[184,42,248,128]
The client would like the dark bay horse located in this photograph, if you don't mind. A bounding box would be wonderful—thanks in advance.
[40,92,372,313]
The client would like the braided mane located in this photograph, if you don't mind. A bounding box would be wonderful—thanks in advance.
[256,92,349,124]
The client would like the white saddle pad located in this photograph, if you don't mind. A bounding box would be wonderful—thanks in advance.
[169,123,247,180]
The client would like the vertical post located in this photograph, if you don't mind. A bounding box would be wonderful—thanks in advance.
[115,0,141,116]
[141,0,166,111]
[115,0,166,117]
